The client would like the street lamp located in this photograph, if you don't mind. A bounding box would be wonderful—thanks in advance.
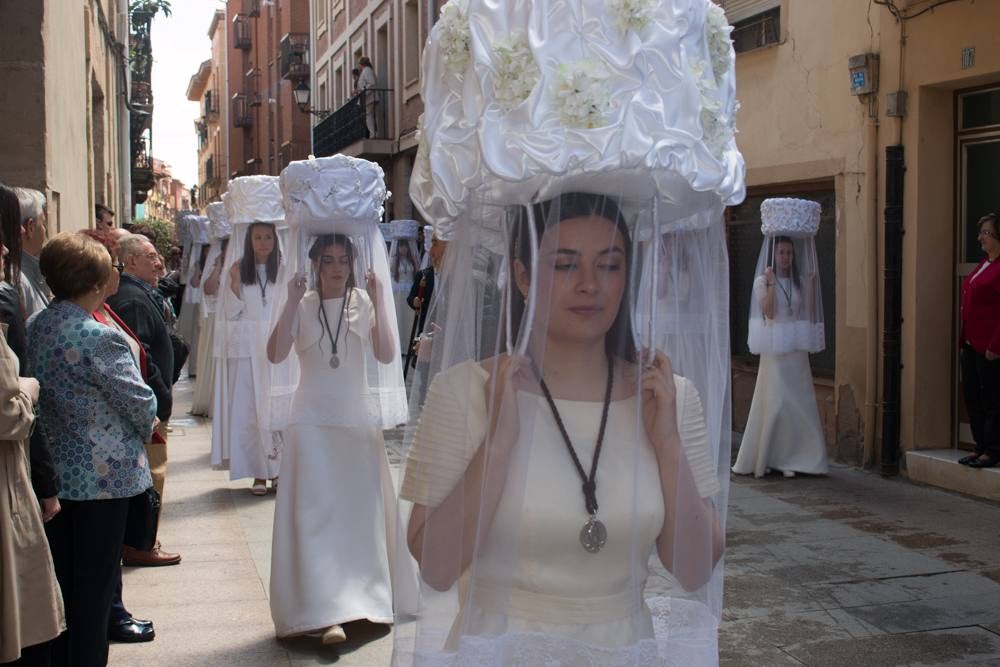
[294,80,329,118]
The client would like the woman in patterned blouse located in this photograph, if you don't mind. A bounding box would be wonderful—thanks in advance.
[26,232,157,667]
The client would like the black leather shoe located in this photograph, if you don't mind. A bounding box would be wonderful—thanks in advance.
[969,455,999,469]
[109,619,156,643]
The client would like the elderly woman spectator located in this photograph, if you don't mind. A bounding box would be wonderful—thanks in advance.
[14,188,49,318]
[27,233,156,666]
[0,223,64,667]
[959,212,1000,469]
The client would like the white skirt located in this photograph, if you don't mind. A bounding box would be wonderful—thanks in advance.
[190,314,215,417]
[210,357,280,480]
[732,351,829,477]
[269,423,400,637]
[176,299,201,375]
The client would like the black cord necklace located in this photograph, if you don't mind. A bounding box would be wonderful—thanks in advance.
[534,354,614,554]
[256,265,269,306]
[775,275,792,309]
[318,289,350,369]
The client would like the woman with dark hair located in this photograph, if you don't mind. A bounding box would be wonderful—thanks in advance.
[212,221,284,495]
[266,232,406,644]
[0,184,26,362]
[399,192,723,655]
[958,212,1000,468]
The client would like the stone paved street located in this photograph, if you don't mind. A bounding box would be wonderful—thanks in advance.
[110,380,1000,666]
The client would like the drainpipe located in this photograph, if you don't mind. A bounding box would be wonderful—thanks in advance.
[864,112,880,468]
[881,144,904,476]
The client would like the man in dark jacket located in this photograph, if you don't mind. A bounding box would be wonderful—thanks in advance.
[105,233,180,568]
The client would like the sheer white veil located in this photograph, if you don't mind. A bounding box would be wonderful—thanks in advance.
[393,1,744,665]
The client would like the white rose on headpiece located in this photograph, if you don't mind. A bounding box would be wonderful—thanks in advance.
[553,60,612,129]
[492,34,539,112]
[705,3,734,84]
[438,2,471,74]
[609,0,658,33]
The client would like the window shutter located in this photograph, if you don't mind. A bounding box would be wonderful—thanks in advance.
[722,0,780,24]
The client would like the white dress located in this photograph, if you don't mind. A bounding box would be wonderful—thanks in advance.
[269,289,405,637]
[732,275,829,477]
[210,265,281,480]
[399,361,721,662]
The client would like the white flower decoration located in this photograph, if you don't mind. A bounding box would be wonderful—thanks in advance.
[492,34,539,112]
[438,2,471,74]
[691,57,737,159]
[705,3,734,84]
[609,0,658,33]
[553,60,612,129]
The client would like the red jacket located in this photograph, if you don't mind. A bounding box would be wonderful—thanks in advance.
[960,258,1000,354]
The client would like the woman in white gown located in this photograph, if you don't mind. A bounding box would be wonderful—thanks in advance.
[211,212,284,494]
[266,233,403,644]
[733,197,828,478]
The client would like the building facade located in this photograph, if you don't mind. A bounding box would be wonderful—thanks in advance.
[308,0,440,221]
[725,0,1000,499]
[187,10,230,207]
[144,159,190,223]
[0,0,134,231]
[226,0,312,179]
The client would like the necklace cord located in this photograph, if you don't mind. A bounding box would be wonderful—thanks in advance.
[318,289,350,356]
[535,355,614,516]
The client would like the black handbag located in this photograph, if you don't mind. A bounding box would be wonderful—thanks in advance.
[124,486,161,551]
[169,332,189,385]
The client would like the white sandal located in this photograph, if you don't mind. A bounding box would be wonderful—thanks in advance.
[251,480,267,496]
[321,625,346,645]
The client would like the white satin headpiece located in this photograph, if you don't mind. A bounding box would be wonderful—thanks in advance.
[206,200,231,240]
[760,197,821,237]
[383,219,420,241]
[411,0,745,237]
[226,175,285,227]
[279,155,389,236]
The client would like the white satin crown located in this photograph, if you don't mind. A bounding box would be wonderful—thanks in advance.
[189,216,212,245]
[206,200,231,240]
[279,155,389,236]
[175,213,197,244]
[411,0,745,236]
[226,175,285,227]
[760,197,821,237]
[383,219,420,241]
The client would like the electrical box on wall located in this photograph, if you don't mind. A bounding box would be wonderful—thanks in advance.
[848,53,879,96]
[886,91,907,117]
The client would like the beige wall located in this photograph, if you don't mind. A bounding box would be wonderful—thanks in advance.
[732,0,1000,470]
[0,0,129,233]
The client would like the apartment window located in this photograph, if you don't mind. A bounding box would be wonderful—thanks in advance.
[720,0,780,53]
[315,0,327,29]
[404,0,419,84]
[334,64,344,107]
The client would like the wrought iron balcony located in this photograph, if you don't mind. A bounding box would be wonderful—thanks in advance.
[232,94,253,128]
[731,9,780,54]
[246,68,262,107]
[279,33,309,81]
[313,89,392,158]
[244,0,260,17]
[233,15,251,50]
[131,81,153,108]
[203,89,219,118]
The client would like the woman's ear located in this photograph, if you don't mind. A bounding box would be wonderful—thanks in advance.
[512,258,530,300]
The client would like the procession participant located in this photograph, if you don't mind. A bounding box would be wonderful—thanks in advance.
[732,198,828,479]
[394,0,744,663]
[175,216,211,379]
[190,203,229,417]
[266,156,412,644]
[385,220,420,354]
[211,176,290,495]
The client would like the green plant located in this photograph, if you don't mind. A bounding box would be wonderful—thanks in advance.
[129,217,177,258]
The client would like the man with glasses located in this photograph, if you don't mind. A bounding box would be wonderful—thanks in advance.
[106,234,181,567]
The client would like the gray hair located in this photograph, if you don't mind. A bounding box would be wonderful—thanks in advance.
[116,233,154,262]
[14,188,46,225]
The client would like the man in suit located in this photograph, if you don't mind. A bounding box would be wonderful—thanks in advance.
[407,235,447,337]
[105,233,180,567]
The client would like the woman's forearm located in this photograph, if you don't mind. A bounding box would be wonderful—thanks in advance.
[370,292,397,364]
[267,302,298,363]
[655,437,724,591]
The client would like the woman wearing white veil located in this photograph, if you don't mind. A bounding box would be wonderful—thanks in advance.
[385,219,420,354]
[175,216,209,377]
[393,0,743,664]
[732,198,828,478]
[190,201,230,417]
[266,156,413,644]
[211,177,290,495]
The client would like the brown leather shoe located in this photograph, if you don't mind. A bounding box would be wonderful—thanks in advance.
[122,543,182,567]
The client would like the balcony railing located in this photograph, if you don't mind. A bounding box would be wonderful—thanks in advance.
[203,89,219,118]
[279,32,309,81]
[232,94,253,128]
[731,8,780,53]
[233,15,252,50]
[244,0,260,17]
[313,89,392,157]
[131,80,153,108]
[246,68,261,107]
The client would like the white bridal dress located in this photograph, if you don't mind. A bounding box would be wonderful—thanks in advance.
[210,264,282,481]
[269,288,405,636]
[732,275,829,477]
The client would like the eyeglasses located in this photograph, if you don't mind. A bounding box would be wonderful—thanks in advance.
[113,262,126,273]
[978,229,996,239]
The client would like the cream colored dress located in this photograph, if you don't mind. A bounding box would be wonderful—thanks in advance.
[400,360,719,657]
